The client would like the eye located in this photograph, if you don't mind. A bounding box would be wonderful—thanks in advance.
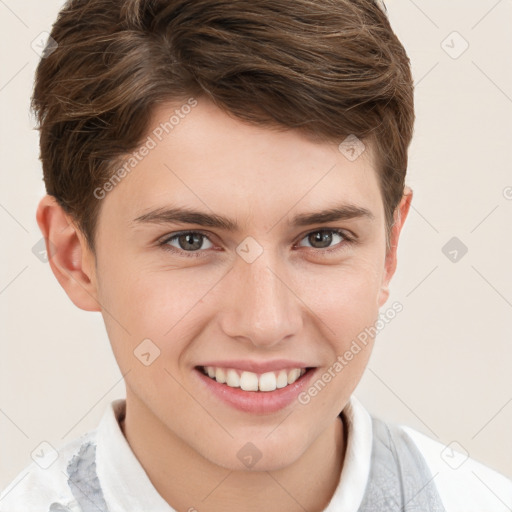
[296,229,352,252]
[159,231,213,256]
[158,228,354,258]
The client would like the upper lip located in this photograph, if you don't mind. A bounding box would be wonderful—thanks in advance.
[197,359,313,374]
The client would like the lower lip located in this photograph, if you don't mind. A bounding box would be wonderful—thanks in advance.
[194,367,317,414]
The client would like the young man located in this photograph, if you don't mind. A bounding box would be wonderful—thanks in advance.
[2,0,511,511]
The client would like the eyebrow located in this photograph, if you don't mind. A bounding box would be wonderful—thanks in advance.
[132,203,375,231]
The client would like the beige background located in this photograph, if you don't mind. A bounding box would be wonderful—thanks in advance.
[1,0,511,492]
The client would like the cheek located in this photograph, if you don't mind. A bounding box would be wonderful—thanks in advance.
[98,263,221,373]
[97,249,195,329]
[298,255,384,324]
[96,267,199,407]
[294,257,383,389]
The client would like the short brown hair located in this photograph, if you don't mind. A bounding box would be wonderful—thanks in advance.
[31,0,415,253]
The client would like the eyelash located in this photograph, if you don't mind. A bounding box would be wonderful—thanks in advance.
[157,229,356,258]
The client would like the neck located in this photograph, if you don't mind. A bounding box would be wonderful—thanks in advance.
[121,394,346,512]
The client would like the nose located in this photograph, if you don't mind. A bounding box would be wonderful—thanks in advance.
[218,250,303,349]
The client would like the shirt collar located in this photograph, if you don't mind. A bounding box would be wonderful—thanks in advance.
[325,394,373,511]
[95,395,373,512]
[95,398,174,511]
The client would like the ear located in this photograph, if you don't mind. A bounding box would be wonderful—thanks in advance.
[35,195,101,312]
[378,186,413,308]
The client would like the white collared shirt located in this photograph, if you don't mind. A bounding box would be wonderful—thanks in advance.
[1,395,511,511]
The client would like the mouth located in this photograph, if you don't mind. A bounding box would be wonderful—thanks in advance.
[193,357,318,414]
[197,365,312,392]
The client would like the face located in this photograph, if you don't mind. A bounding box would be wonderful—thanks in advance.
[89,97,401,471]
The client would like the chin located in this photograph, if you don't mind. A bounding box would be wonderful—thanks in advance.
[198,431,309,473]
[210,449,302,473]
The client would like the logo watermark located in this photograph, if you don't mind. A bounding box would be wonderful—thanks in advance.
[93,97,198,200]
[298,301,403,405]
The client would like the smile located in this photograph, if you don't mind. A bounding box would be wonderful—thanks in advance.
[194,361,317,413]
[200,366,307,392]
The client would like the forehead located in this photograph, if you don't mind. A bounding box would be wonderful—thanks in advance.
[100,97,383,227]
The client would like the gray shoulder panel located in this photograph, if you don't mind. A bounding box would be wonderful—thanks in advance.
[357,417,446,512]
[65,441,109,512]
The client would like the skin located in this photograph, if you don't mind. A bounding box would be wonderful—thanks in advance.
[37,96,412,512]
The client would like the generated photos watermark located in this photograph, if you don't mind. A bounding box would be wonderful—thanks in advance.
[298,301,403,405]
[93,97,198,200]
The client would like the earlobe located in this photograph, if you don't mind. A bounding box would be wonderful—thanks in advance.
[378,186,413,308]
[36,195,101,312]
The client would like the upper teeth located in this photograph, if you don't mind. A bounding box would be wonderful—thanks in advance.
[202,366,306,392]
